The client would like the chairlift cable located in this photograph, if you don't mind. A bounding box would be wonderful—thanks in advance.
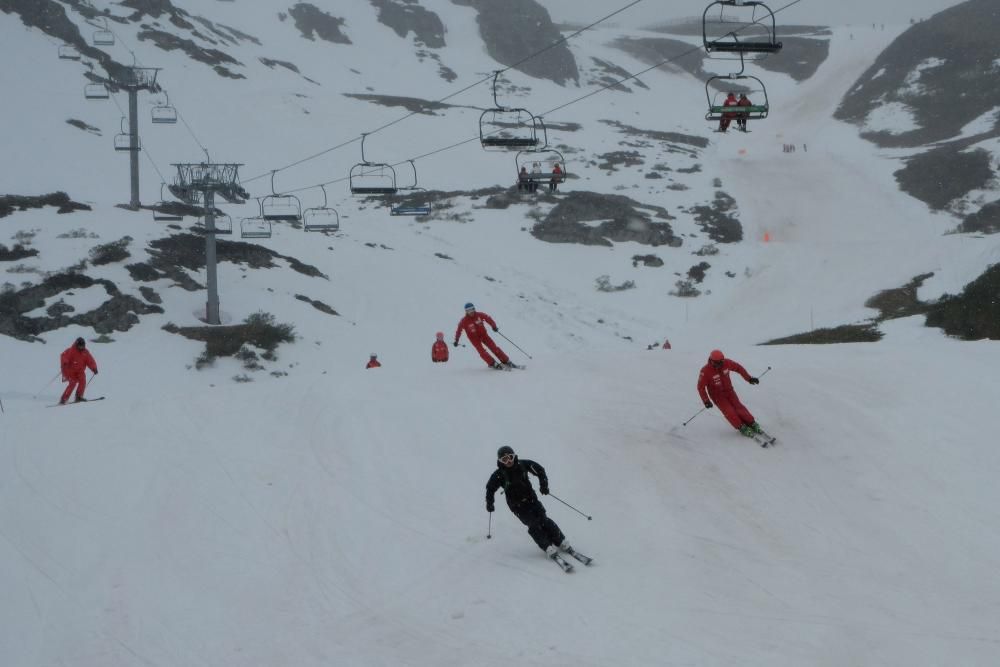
[241,0,648,185]
[251,0,805,199]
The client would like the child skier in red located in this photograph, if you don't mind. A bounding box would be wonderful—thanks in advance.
[431,332,449,362]
[366,353,381,369]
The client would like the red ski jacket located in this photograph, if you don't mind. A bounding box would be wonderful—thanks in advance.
[60,346,97,379]
[431,340,449,362]
[454,311,498,344]
[697,359,752,403]
[366,359,381,369]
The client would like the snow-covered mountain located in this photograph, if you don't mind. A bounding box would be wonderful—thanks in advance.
[1,1,998,665]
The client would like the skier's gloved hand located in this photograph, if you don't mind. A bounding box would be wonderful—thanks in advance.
[492,327,498,332]
[749,377,759,385]
[704,400,713,409]
[453,341,459,347]
[540,486,549,495]
[486,503,494,513]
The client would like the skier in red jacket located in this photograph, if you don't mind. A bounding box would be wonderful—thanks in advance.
[718,92,738,132]
[366,353,381,369]
[60,337,97,404]
[697,349,762,437]
[454,303,514,370]
[431,332,449,363]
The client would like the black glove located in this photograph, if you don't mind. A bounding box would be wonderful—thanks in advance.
[539,486,549,495]
[492,327,498,332]
[704,400,712,409]
[453,341,459,347]
[749,377,759,385]
[486,503,494,513]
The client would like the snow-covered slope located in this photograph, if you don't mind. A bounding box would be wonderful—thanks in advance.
[1,1,998,665]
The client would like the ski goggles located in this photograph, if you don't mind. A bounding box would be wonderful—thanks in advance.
[498,453,514,465]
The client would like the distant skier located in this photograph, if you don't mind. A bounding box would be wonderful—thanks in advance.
[454,303,515,370]
[60,336,97,404]
[697,349,762,437]
[486,446,573,561]
[718,92,738,132]
[366,353,381,369]
[431,332,449,363]
[736,93,752,132]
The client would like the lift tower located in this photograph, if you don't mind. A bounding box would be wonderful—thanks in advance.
[169,161,249,325]
[109,66,161,208]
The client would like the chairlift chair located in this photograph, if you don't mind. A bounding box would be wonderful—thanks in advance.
[92,19,115,47]
[151,93,177,124]
[303,185,341,232]
[59,45,81,60]
[349,134,398,195]
[390,160,432,216]
[84,83,109,100]
[704,73,769,122]
[261,171,302,221]
[702,0,782,56]
[114,117,137,151]
[201,214,232,235]
[479,71,544,151]
[153,183,184,222]
[240,217,272,239]
[515,149,568,188]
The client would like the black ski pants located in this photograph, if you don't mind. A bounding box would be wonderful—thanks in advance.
[511,499,564,551]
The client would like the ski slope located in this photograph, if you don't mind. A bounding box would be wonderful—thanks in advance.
[1,2,998,665]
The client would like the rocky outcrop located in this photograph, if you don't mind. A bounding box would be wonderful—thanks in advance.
[370,0,445,48]
[531,191,680,247]
[451,0,577,85]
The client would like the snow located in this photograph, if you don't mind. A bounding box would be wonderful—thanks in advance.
[862,100,921,134]
[1,3,999,667]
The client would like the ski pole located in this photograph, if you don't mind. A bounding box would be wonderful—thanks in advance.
[0,397,4,414]
[757,366,772,379]
[487,512,493,539]
[548,493,592,520]
[86,371,99,391]
[494,331,532,359]
[34,371,61,399]
[682,406,708,426]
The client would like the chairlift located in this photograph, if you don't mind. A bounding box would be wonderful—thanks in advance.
[479,71,544,151]
[704,65,769,122]
[241,203,273,239]
[58,45,81,60]
[390,160,432,216]
[114,117,137,151]
[702,1,782,56]
[349,134,398,195]
[84,82,109,100]
[92,18,115,47]
[303,185,341,232]
[153,183,184,222]
[151,92,177,124]
[200,214,232,235]
[261,170,302,221]
[515,148,567,190]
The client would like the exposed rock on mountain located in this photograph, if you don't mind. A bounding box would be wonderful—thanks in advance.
[836,0,1000,148]
[370,0,445,48]
[531,191,680,247]
[286,3,352,44]
[450,0,578,85]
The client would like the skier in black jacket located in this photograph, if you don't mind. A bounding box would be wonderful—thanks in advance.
[486,445,570,559]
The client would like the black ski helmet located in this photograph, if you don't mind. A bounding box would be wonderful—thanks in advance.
[75,337,86,348]
[497,445,515,460]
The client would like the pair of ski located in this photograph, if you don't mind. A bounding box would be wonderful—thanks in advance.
[749,428,778,448]
[47,396,106,408]
[493,364,526,371]
[550,546,593,573]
